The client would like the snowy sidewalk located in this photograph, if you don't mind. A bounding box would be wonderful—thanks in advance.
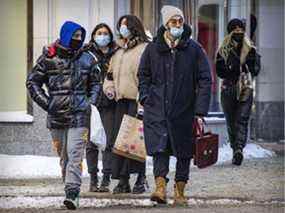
[0,143,283,210]
[0,143,274,179]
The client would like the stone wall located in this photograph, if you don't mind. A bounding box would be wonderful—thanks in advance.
[253,0,284,142]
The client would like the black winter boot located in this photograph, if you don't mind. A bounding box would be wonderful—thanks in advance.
[132,174,147,194]
[232,149,244,166]
[113,176,131,194]
[99,174,111,192]
[89,173,99,192]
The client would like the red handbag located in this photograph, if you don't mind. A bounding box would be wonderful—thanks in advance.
[193,118,219,169]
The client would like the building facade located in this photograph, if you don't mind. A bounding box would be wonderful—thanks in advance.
[0,0,283,155]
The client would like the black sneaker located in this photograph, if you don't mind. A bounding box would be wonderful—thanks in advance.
[232,149,244,166]
[99,174,111,192]
[63,191,79,210]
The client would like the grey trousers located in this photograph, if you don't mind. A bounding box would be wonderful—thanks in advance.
[50,127,88,195]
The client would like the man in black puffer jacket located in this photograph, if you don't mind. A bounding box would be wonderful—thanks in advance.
[26,21,100,210]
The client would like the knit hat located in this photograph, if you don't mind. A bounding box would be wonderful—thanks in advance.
[161,5,184,26]
[227,18,245,33]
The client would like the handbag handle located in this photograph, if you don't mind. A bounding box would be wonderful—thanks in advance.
[194,117,205,137]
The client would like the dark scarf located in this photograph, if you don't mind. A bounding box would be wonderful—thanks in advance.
[154,24,192,53]
[54,41,77,59]
[117,36,145,51]
[126,36,144,49]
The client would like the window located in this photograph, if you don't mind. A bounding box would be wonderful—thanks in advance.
[0,0,33,122]
[130,0,192,37]
[197,0,226,112]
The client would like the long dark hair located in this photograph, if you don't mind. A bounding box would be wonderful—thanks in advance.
[90,23,114,47]
[116,15,150,42]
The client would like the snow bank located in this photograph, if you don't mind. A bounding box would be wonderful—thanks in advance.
[0,143,274,179]
[216,143,275,164]
[0,155,94,179]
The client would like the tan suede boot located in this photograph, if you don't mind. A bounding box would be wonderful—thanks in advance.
[150,177,167,204]
[173,181,188,206]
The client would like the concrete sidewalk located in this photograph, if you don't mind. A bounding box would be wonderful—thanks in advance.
[0,156,284,210]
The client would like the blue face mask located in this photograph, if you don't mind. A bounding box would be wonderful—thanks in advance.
[119,25,131,38]
[95,35,111,47]
[170,26,184,38]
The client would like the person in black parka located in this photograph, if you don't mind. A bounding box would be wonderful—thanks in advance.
[138,5,212,205]
[216,18,261,166]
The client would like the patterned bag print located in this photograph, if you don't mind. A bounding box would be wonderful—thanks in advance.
[113,114,146,162]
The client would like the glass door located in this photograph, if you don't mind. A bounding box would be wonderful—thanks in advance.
[197,0,226,113]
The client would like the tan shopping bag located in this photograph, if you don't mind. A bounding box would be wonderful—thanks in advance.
[113,114,146,162]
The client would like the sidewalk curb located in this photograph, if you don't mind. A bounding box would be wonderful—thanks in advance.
[1,194,284,203]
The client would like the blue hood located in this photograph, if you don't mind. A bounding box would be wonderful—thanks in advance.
[59,21,86,49]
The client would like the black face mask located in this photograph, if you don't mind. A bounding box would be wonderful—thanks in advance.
[70,39,82,50]
[232,33,244,43]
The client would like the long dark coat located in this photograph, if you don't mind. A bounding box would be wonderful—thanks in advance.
[138,24,212,158]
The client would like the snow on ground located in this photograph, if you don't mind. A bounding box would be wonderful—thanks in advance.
[0,143,274,179]
[217,143,274,164]
[0,196,283,209]
[0,196,154,209]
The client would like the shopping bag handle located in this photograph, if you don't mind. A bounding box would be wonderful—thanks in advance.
[136,108,144,120]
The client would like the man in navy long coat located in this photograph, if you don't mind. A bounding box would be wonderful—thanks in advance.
[138,5,212,205]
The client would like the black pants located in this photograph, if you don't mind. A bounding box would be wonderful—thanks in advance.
[86,104,116,175]
[221,86,253,151]
[111,99,146,180]
[153,152,191,183]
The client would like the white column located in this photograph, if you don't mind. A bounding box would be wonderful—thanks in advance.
[97,0,115,31]
[254,0,284,141]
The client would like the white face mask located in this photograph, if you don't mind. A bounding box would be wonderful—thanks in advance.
[94,35,110,47]
[119,25,131,38]
[169,26,184,38]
